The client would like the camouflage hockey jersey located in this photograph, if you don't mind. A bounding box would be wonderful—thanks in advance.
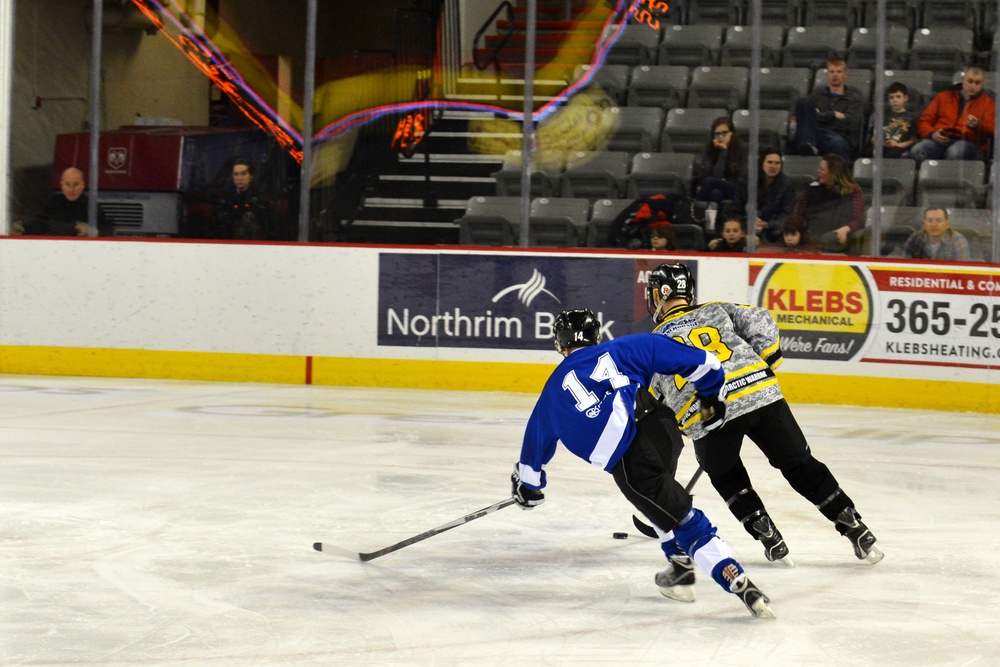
[650,301,784,440]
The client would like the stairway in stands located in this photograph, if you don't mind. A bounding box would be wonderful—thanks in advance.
[347,0,614,245]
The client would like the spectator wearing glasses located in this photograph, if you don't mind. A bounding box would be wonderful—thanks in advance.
[694,117,746,208]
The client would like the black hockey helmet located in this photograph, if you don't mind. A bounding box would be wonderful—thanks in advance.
[553,308,602,352]
[646,263,695,322]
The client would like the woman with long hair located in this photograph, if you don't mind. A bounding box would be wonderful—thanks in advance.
[694,116,746,207]
[784,153,864,253]
[731,151,796,244]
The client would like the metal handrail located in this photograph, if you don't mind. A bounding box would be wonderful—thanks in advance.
[472,1,516,74]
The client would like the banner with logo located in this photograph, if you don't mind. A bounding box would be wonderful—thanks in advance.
[377,254,696,349]
[751,261,1000,369]
[861,266,1000,369]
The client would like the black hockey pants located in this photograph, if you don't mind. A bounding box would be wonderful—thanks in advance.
[693,399,853,536]
[611,390,692,533]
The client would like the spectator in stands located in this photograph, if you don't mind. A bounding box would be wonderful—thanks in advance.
[879,82,919,158]
[648,219,676,252]
[778,217,806,253]
[20,167,110,236]
[909,66,995,161]
[213,159,277,240]
[694,117,746,208]
[707,216,747,253]
[790,57,864,162]
[902,206,971,261]
[606,194,674,249]
[784,154,864,253]
[731,152,796,245]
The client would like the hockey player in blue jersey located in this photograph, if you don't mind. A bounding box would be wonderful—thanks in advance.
[512,308,775,619]
[645,263,882,565]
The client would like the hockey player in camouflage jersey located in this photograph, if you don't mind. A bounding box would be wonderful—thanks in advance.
[645,263,883,565]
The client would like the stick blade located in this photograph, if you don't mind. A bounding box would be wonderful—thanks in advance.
[313,542,362,561]
[632,515,659,538]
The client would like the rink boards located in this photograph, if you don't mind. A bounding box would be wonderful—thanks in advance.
[0,238,997,413]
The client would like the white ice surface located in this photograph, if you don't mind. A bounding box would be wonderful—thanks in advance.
[1,375,999,666]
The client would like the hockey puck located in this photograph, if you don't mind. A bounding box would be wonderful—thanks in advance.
[613,532,628,539]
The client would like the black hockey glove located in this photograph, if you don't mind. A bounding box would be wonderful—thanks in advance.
[511,463,545,510]
[699,390,727,432]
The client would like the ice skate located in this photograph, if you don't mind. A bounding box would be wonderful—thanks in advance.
[751,515,792,566]
[836,507,883,564]
[722,564,775,619]
[654,555,696,603]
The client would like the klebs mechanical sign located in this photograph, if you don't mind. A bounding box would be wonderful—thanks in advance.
[751,262,874,361]
[377,253,663,349]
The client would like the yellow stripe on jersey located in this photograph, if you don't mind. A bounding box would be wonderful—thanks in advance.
[728,377,780,402]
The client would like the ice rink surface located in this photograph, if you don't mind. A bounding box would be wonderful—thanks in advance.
[1,374,999,666]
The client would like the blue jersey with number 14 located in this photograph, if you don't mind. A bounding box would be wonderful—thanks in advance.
[518,333,724,489]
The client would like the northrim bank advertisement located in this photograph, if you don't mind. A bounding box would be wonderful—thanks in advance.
[377,254,680,349]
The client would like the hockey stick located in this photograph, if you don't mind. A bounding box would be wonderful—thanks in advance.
[314,497,518,562]
[632,466,704,539]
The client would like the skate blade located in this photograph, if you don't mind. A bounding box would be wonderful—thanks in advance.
[751,598,777,619]
[658,585,696,603]
[773,555,795,568]
[863,546,884,564]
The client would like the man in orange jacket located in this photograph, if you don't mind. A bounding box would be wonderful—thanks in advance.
[910,66,995,160]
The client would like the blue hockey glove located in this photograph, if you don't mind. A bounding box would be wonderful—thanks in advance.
[699,391,727,432]
[511,463,545,510]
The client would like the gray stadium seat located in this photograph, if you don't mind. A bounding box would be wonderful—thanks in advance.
[521,197,590,247]
[916,160,986,208]
[781,154,823,198]
[627,65,689,110]
[688,66,749,112]
[627,152,696,198]
[588,198,634,247]
[908,27,975,91]
[561,150,631,199]
[686,0,741,25]
[662,107,729,154]
[456,196,521,246]
[852,158,917,206]
[658,25,724,67]
[946,207,993,262]
[732,109,790,154]
[802,0,859,26]
[602,23,661,67]
[493,150,565,197]
[783,26,849,69]
[759,0,803,24]
[848,26,910,70]
[572,64,631,106]
[758,67,812,112]
[917,0,978,30]
[720,25,786,68]
[671,224,708,251]
[880,224,917,256]
[602,106,665,153]
[857,0,916,29]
